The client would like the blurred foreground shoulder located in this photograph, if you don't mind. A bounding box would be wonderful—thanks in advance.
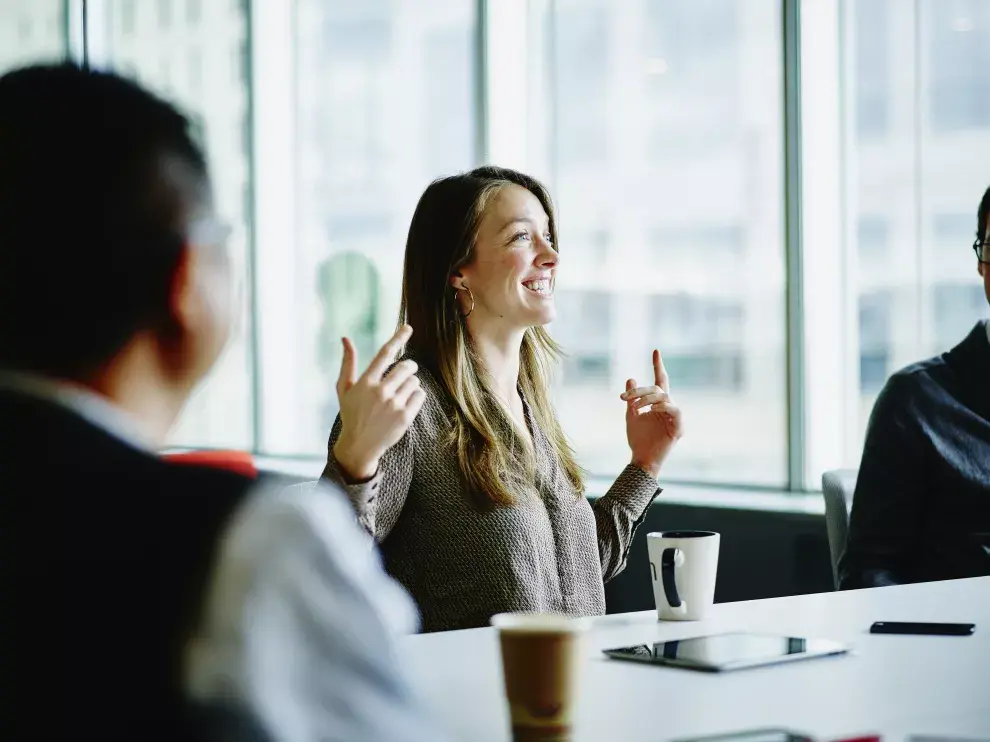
[186,478,449,742]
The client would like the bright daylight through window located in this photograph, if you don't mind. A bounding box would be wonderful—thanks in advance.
[2,0,987,491]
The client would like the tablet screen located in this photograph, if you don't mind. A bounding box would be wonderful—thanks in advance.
[603,632,847,671]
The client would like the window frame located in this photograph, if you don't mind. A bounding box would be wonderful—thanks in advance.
[58,0,873,493]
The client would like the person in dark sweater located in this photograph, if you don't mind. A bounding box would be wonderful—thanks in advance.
[839,185,990,589]
[0,65,445,741]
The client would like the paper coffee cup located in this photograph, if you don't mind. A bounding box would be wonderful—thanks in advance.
[491,613,590,742]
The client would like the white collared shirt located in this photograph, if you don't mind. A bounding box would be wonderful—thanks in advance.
[187,480,444,742]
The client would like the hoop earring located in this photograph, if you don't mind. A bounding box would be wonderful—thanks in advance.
[456,287,475,318]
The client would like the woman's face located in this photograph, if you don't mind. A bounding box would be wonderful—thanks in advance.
[452,184,559,336]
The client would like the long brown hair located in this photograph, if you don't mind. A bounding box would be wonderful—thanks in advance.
[398,165,585,506]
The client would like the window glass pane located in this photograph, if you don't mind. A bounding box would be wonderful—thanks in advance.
[0,0,65,71]
[546,0,786,485]
[157,0,172,30]
[846,0,990,457]
[854,0,888,139]
[259,0,477,455]
[106,0,254,448]
[921,0,990,358]
[928,0,990,132]
[186,0,201,27]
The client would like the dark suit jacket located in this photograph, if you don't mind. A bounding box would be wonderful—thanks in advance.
[0,388,267,741]
[839,321,990,589]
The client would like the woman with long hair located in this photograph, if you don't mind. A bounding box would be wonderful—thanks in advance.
[322,166,683,632]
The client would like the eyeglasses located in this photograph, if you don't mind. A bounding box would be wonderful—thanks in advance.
[973,237,990,264]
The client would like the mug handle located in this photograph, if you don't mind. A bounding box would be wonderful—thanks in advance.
[661,547,688,616]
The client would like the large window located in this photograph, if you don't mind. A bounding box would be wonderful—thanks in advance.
[544,0,787,486]
[4,0,988,492]
[845,0,990,461]
[105,0,255,448]
[256,0,479,456]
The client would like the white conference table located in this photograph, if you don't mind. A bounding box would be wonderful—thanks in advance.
[401,578,990,741]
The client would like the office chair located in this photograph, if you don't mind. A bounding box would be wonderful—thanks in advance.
[821,469,857,589]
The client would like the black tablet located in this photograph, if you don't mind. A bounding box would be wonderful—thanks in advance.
[602,632,848,672]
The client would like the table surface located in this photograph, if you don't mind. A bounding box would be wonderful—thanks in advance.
[401,578,990,741]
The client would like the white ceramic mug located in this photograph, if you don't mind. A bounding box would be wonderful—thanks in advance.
[647,530,720,621]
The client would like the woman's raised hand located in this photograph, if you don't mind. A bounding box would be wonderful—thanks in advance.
[332,324,426,481]
[620,349,684,479]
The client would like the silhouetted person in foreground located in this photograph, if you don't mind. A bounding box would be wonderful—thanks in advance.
[0,64,445,742]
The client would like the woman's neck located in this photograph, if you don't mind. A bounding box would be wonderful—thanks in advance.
[469,325,525,405]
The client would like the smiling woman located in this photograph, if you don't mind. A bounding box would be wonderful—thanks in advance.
[451,182,560,334]
[400,167,579,507]
[320,165,684,633]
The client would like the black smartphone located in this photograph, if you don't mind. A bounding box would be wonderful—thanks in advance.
[870,621,975,636]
